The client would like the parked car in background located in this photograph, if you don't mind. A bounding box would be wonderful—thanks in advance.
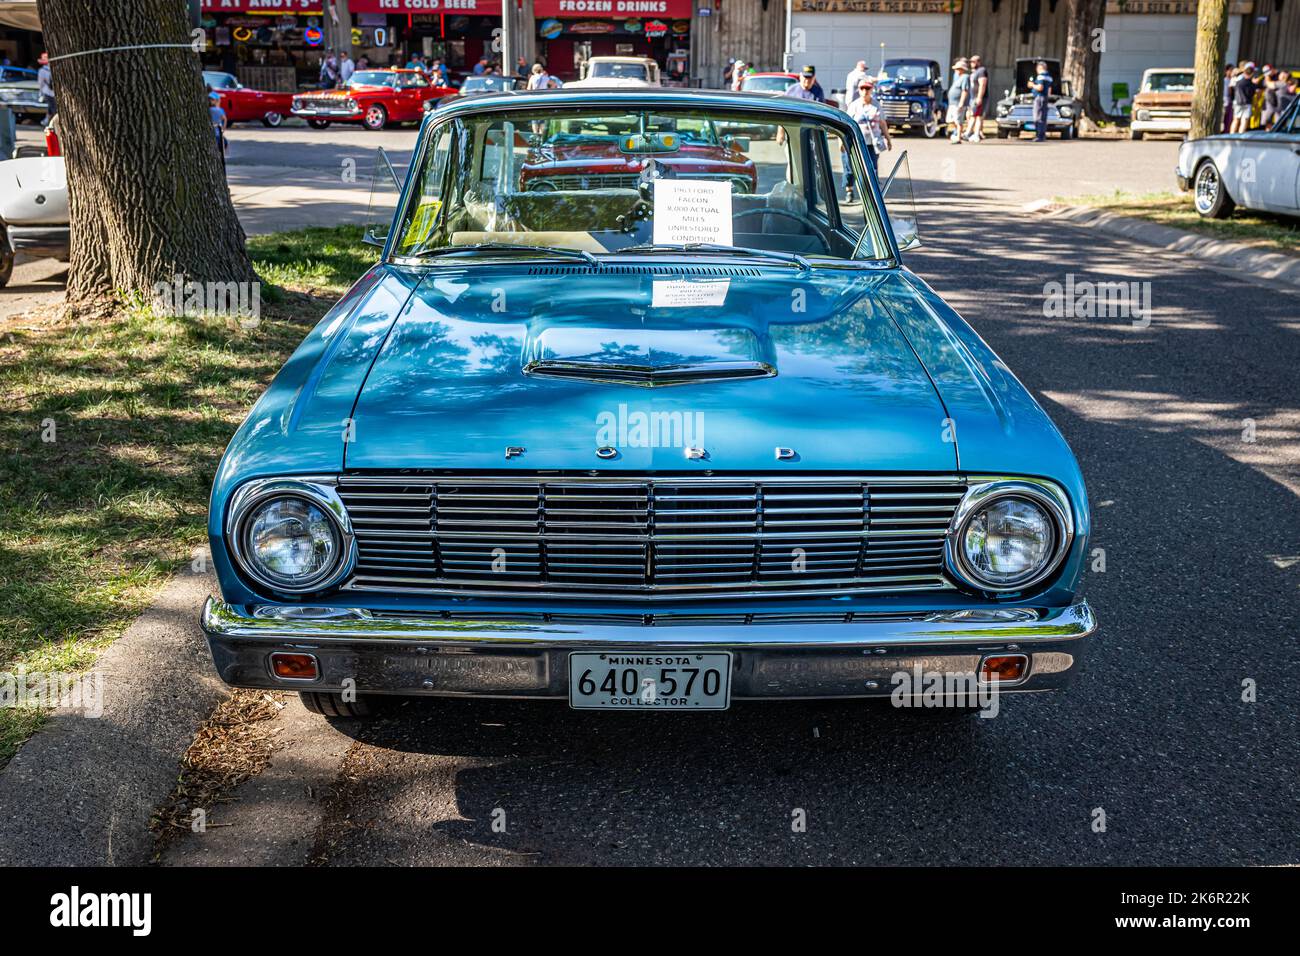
[0,66,46,124]
[425,73,520,112]
[200,88,1095,719]
[995,58,1079,138]
[203,70,295,128]
[875,58,945,138]
[566,56,661,89]
[292,69,455,130]
[1129,68,1194,140]
[1176,95,1300,219]
[0,154,69,287]
[518,113,758,194]
[739,71,839,109]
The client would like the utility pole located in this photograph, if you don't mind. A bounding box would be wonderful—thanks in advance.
[500,0,514,75]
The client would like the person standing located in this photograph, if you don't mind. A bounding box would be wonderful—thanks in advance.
[1222,64,1236,132]
[845,60,869,102]
[208,89,228,173]
[1276,72,1297,117]
[339,50,355,86]
[319,50,338,88]
[473,56,489,75]
[847,77,890,181]
[1028,59,1052,142]
[528,63,550,90]
[785,65,825,102]
[1230,63,1255,133]
[964,54,988,141]
[731,60,746,92]
[37,52,55,126]
[1261,67,1281,128]
[947,58,970,143]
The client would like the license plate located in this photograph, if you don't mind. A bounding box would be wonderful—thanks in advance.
[568,652,732,710]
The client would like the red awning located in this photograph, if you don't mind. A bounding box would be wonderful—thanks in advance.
[201,1,324,11]
[534,0,693,16]
[347,0,504,13]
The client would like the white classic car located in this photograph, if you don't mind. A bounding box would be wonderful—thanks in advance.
[0,154,69,287]
[1176,96,1300,218]
[564,56,661,89]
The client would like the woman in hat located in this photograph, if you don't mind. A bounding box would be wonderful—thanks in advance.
[947,58,970,144]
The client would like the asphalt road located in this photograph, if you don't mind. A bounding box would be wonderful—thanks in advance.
[149,129,1300,867]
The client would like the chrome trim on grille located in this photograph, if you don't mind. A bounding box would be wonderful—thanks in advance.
[335,474,966,600]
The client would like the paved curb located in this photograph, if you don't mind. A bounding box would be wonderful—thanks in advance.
[1040,203,1300,290]
[0,570,225,866]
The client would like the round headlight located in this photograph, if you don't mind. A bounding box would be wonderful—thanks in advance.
[240,495,341,590]
[910,101,922,113]
[947,482,1072,592]
[1058,105,1073,118]
[961,497,1054,586]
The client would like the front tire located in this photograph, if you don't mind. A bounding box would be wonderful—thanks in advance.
[922,113,940,138]
[261,112,284,128]
[1193,160,1236,219]
[1128,127,1143,140]
[307,118,330,130]
[299,691,391,719]
[362,103,388,131]
[996,126,1011,139]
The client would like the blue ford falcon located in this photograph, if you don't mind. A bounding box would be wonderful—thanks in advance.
[201,88,1095,717]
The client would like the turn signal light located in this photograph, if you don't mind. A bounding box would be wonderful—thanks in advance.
[980,654,1028,682]
[270,652,319,680]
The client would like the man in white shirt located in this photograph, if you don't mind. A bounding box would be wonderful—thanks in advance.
[339,52,355,86]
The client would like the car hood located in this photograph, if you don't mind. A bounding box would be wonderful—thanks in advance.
[343,265,960,473]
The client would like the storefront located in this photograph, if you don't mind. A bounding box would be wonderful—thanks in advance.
[347,0,504,78]
[199,1,334,90]
[534,1,692,82]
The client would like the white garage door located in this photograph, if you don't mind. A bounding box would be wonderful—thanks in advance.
[1099,13,1241,110]
[792,14,953,99]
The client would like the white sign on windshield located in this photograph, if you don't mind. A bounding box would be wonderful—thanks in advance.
[651,279,731,308]
[653,180,733,247]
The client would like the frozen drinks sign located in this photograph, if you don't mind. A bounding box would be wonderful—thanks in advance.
[653,180,733,246]
[536,1,693,14]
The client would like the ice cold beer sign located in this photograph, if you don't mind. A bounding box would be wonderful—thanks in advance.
[653,180,733,247]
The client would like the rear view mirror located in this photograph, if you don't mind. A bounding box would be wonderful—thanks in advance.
[881,150,921,251]
[363,146,402,248]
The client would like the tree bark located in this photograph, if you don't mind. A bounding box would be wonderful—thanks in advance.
[1063,0,1108,126]
[36,0,254,312]
[1190,0,1230,141]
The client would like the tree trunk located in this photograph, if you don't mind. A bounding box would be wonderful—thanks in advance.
[1063,0,1108,126]
[1190,0,1230,141]
[36,0,254,312]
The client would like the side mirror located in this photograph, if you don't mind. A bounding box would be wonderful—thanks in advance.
[723,135,751,151]
[363,146,402,248]
[880,150,921,252]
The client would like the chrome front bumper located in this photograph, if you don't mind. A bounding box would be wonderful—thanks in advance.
[202,598,1096,700]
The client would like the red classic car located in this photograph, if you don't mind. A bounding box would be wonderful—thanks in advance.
[203,71,294,127]
[292,69,456,131]
[518,117,759,194]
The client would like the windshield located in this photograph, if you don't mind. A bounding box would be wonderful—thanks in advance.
[1143,72,1194,92]
[392,105,892,264]
[589,62,651,80]
[741,75,795,94]
[879,64,931,84]
[350,71,396,88]
[203,71,238,90]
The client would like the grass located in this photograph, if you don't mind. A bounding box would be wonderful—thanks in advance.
[0,225,378,767]
[1065,190,1300,255]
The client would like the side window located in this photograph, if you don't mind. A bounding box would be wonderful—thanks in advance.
[828,129,866,238]
[396,124,452,255]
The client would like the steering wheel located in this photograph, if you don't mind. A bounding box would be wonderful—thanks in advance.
[731,206,833,255]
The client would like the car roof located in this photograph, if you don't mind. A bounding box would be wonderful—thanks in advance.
[746,72,797,78]
[884,58,936,66]
[432,86,847,121]
[588,56,656,63]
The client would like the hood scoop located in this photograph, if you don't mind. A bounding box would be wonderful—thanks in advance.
[527,264,763,277]
[522,321,776,388]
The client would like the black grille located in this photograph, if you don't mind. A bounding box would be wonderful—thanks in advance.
[338,475,964,599]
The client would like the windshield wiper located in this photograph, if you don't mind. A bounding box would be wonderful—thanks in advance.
[413,242,599,267]
[618,242,812,272]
